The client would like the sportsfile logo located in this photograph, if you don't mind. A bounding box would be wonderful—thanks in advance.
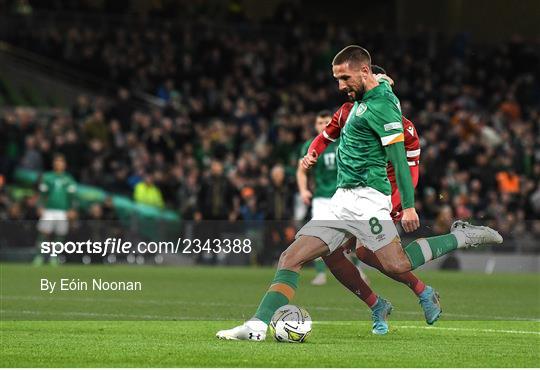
[40,238,253,257]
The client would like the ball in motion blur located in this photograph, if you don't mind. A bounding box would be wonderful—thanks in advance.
[269,305,312,343]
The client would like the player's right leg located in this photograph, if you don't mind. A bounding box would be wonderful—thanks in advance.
[216,235,330,341]
[32,232,48,266]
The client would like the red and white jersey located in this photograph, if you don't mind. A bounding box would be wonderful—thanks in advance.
[386,115,420,181]
[401,116,420,165]
[324,102,354,139]
[325,102,421,173]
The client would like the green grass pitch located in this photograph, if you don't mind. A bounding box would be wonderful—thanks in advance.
[1,263,539,367]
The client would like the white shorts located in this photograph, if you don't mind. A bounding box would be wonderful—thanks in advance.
[37,209,69,236]
[311,197,334,220]
[296,186,399,253]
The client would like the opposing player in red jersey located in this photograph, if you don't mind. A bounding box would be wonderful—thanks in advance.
[310,68,442,328]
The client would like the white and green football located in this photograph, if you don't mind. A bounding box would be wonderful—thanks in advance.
[269,304,312,343]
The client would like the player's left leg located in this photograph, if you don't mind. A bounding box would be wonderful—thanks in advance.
[356,245,441,325]
[322,244,391,334]
[216,234,333,341]
[32,232,48,266]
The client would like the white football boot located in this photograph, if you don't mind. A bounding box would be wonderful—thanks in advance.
[450,220,503,248]
[216,319,267,341]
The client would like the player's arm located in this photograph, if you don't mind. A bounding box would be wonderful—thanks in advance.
[375,74,394,86]
[67,176,78,210]
[385,143,415,208]
[37,174,49,209]
[371,100,419,232]
[302,103,352,169]
[296,162,312,205]
[38,175,49,195]
[296,143,313,205]
[384,139,419,233]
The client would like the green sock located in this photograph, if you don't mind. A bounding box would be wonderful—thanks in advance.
[314,258,326,273]
[33,234,46,265]
[404,234,458,269]
[254,269,299,324]
[350,255,360,267]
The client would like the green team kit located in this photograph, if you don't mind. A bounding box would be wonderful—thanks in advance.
[300,139,339,199]
[297,79,414,253]
[39,172,77,211]
[217,59,503,341]
[37,171,77,239]
[34,171,77,265]
[301,138,340,283]
[337,79,413,206]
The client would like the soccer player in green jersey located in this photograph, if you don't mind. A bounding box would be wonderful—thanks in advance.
[33,154,77,266]
[296,110,367,286]
[217,45,502,340]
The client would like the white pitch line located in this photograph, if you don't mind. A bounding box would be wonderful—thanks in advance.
[0,296,540,322]
[0,309,229,321]
[3,309,540,336]
[315,321,540,336]
[394,325,540,336]
[2,295,540,322]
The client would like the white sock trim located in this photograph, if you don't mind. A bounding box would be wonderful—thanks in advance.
[452,230,467,248]
[417,238,433,262]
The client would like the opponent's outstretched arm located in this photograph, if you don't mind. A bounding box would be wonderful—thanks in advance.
[302,102,353,169]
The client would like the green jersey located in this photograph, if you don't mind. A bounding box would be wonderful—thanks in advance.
[301,138,339,198]
[337,80,404,195]
[39,172,77,211]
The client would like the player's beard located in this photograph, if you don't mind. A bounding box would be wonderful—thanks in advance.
[347,84,365,102]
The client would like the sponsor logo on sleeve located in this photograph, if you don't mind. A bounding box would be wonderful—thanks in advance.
[383,122,402,131]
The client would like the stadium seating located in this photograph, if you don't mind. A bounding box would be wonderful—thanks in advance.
[0,6,538,259]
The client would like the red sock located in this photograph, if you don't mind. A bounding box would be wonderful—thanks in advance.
[356,246,426,296]
[323,247,377,307]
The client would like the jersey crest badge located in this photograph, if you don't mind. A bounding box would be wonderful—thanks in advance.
[355,103,367,116]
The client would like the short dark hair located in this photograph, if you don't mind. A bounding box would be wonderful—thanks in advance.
[53,153,66,162]
[316,110,332,118]
[332,45,371,67]
[371,64,386,75]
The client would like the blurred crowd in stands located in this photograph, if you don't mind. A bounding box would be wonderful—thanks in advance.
[0,4,539,254]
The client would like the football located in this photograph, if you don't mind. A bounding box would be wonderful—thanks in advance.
[269,305,312,343]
